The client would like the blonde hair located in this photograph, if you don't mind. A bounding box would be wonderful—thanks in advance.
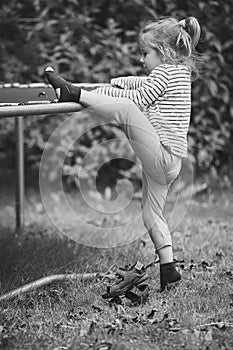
[139,17,201,79]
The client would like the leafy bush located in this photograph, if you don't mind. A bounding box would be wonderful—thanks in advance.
[0,0,233,188]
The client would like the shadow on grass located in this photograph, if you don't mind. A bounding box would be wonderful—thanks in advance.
[0,225,106,294]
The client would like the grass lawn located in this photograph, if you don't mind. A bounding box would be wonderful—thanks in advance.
[0,185,233,350]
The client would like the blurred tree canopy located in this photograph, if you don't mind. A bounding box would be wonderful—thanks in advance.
[0,0,233,187]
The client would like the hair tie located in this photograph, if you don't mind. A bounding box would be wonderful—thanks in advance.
[179,19,186,29]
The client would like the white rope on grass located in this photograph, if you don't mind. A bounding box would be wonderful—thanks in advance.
[0,272,114,302]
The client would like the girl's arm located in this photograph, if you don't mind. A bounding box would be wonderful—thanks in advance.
[96,65,169,108]
[110,76,147,89]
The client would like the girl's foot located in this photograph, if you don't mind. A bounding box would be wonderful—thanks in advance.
[44,67,81,102]
[160,262,181,291]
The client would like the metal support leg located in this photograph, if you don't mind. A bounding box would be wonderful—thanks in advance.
[15,116,24,235]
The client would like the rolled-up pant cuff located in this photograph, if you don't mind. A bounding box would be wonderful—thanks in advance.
[155,242,172,253]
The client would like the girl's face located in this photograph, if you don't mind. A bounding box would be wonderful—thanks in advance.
[140,47,162,72]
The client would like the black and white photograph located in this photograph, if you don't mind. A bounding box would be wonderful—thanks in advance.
[0,0,232,349]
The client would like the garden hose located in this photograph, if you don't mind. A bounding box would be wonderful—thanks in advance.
[0,272,113,303]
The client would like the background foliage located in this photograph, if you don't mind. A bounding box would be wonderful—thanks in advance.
[0,0,233,189]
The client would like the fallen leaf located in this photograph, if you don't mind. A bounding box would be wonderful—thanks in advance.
[126,310,138,321]
[79,320,96,337]
[194,329,200,337]
[215,322,226,330]
[224,270,233,279]
[161,313,169,321]
[147,309,157,319]
[88,321,96,335]
[92,305,103,312]
[169,327,180,332]
[79,329,88,337]
[216,250,224,259]
[205,329,213,342]
[94,342,113,350]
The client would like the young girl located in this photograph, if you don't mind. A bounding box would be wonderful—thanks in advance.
[45,16,201,293]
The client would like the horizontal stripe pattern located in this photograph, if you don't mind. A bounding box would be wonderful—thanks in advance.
[110,76,147,89]
[96,64,191,158]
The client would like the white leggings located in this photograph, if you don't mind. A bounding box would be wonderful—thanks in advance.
[80,91,182,252]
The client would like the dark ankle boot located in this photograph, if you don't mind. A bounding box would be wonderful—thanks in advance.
[160,262,181,291]
[44,67,81,102]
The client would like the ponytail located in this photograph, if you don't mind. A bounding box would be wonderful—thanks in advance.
[177,17,201,56]
[184,17,201,49]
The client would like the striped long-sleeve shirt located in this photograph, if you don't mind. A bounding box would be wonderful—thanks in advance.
[96,64,191,158]
[95,64,191,158]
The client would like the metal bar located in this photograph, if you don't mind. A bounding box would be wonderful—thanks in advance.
[0,82,109,89]
[15,116,24,235]
[0,102,84,118]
